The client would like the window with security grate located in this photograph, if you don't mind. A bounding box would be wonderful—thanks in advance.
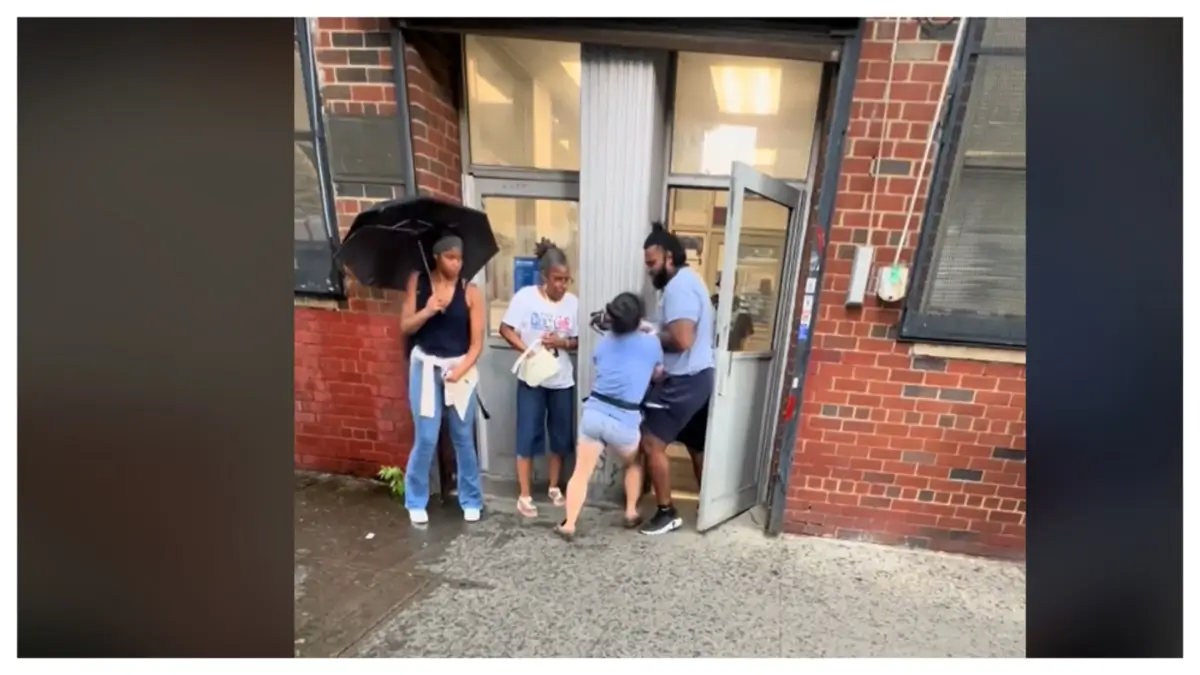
[902,18,1026,348]
[294,18,343,297]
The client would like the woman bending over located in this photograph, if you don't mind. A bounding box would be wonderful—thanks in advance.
[555,292,663,539]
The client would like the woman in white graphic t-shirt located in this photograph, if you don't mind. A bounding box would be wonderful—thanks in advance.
[499,239,580,518]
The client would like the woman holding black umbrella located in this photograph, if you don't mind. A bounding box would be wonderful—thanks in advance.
[336,195,500,525]
[399,234,486,525]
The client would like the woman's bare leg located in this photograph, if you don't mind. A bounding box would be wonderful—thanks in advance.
[560,438,603,533]
[516,457,534,500]
[548,453,564,493]
[621,450,643,521]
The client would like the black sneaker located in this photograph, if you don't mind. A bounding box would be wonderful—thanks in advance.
[638,506,683,535]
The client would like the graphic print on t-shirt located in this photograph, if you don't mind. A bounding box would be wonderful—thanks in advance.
[530,311,575,336]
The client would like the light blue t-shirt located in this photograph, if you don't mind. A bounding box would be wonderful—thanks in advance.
[584,332,664,427]
[660,267,715,376]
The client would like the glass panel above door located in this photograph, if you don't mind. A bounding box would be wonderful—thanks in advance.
[669,52,823,180]
[464,35,582,171]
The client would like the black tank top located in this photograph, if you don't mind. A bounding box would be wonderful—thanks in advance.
[413,274,471,358]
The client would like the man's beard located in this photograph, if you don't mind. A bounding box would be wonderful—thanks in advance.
[650,267,672,290]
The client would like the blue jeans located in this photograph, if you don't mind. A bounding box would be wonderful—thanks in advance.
[404,357,483,511]
[515,382,576,459]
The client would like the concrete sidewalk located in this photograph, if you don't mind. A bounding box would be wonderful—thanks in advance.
[294,472,1025,658]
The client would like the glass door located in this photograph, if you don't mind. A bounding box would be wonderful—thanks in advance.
[467,176,579,477]
[697,162,807,531]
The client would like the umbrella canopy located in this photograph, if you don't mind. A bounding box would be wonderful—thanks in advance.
[336,196,499,291]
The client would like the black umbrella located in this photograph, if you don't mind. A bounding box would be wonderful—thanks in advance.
[336,195,499,290]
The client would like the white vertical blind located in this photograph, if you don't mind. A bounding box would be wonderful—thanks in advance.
[577,44,668,492]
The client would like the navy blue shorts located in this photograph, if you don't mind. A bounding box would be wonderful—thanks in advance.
[642,368,715,446]
[515,382,576,459]
[676,399,709,454]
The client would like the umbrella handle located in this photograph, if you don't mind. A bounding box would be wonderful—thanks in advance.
[418,241,433,278]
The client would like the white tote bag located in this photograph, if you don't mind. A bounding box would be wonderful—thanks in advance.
[511,341,561,388]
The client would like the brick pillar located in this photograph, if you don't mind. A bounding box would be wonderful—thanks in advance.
[403,31,463,202]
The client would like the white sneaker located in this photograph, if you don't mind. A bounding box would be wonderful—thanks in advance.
[463,508,481,522]
[408,509,429,525]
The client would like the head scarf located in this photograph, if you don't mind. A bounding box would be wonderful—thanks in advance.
[432,234,463,256]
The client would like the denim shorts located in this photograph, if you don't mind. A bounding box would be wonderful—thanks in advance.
[578,408,640,455]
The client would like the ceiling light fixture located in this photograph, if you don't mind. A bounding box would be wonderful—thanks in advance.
[710,65,782,115]
[700,124,758,175]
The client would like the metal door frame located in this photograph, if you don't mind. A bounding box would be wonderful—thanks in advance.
[464,173,580,473]
[697,161,807,531]
[750,183,813,504]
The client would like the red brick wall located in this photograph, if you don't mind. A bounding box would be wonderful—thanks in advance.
[293,20,463,477]
[782,19,1026,558]
[404,31,463,202]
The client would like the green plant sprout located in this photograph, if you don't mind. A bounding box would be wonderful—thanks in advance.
[377,466,405,499]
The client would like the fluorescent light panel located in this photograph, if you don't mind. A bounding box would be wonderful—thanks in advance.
[710,66,782,115]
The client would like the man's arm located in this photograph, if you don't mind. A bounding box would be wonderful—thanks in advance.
[659,286,702,353]
[659,319,696,354]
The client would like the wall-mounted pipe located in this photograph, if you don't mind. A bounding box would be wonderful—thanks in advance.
[894,17,969,261]
[865,17,903,249]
